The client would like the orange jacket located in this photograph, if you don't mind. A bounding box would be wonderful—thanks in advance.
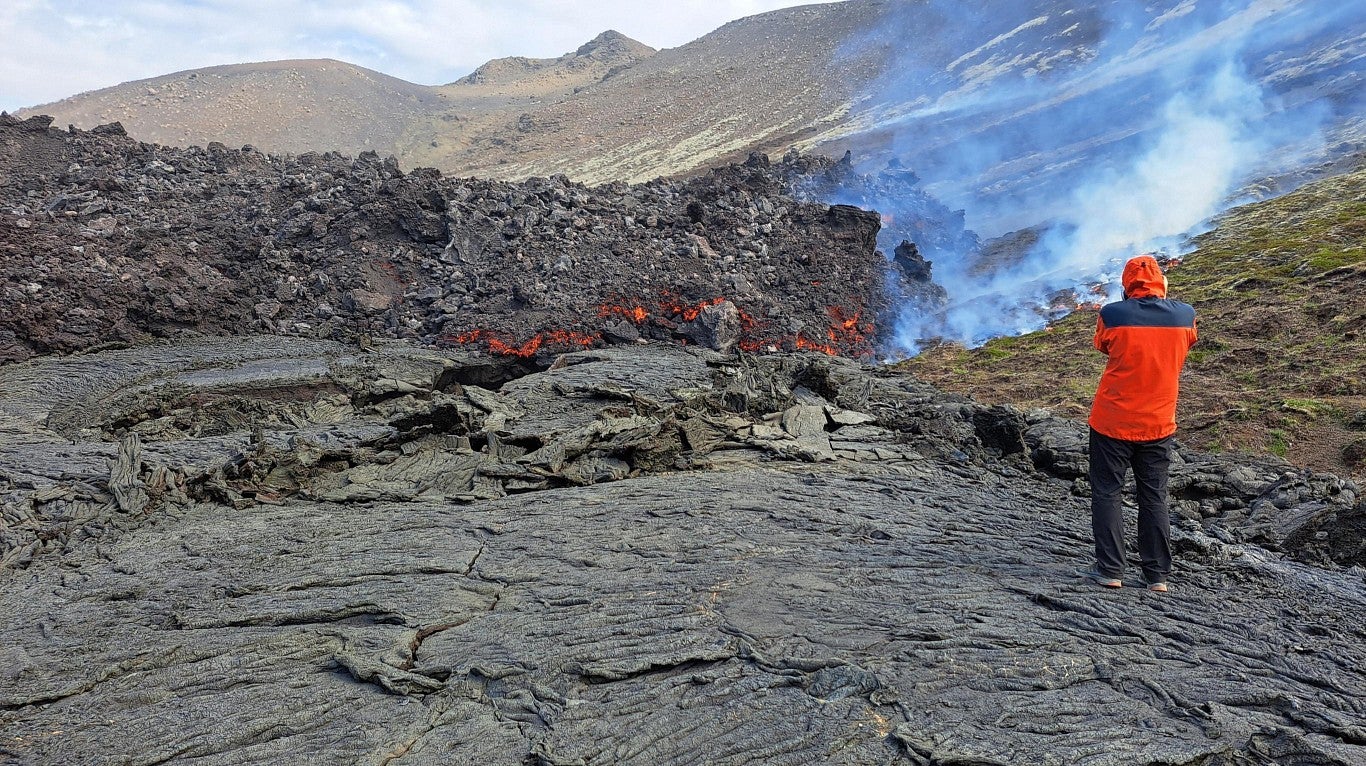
[1089,255,1197,442]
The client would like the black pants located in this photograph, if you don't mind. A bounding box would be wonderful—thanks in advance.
[1088,428,1173,583]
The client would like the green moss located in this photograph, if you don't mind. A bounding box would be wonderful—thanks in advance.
[1268,429,1291,457]
[1067,381,1097,401]
[1281,398,1334,418]
[982,345,1011,362]
[1186,347,1216,365]
[1336,202,1366,222]
[1307,247,1365,271]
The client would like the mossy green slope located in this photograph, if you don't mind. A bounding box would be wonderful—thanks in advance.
[904,161,1366,476]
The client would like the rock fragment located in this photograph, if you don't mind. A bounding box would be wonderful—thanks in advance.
[108,433,149,513]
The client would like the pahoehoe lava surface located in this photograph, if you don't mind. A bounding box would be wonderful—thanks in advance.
[1,339,1363,765]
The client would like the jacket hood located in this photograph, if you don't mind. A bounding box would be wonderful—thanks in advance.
[1123,255,1167,299]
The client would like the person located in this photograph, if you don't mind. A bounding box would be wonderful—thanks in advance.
[1078,254,1197,593]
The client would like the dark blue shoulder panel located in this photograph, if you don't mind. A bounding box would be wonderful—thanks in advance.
[1099,297,1196,328]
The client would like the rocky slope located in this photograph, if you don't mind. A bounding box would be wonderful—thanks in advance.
[2,114,968,365]
[7,109,1364,486]
[0,337,1362,764]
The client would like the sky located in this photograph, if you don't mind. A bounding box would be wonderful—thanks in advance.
[0,0,814,111]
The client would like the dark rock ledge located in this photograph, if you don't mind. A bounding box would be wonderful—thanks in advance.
[1,338,1363,765]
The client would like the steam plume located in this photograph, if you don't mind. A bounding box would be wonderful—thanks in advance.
[830,0,1362,355]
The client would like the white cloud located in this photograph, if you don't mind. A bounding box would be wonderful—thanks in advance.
[0,0,813,111]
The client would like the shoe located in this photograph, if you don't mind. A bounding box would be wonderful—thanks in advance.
[1136,573,1170,592]
[1076,565,1122,588]
[1138,578,1170,593]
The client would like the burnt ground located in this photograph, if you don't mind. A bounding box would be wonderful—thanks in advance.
[0,114,968,365]
[1,338,1363,765]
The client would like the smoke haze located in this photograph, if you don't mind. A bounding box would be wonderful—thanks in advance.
[829,0,1363,355]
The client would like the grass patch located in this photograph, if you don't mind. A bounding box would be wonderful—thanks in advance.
[1268,429,1291,457]
[1307,247,1365,271]
[982,345,1012,362]
[1281,398,1334,418]
[1186,347,1217,365]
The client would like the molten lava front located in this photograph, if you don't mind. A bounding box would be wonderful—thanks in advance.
[443,291,877,359]
[446,329,598,358]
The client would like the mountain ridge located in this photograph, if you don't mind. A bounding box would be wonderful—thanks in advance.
[452,30,656,88]
[15,29,657,162]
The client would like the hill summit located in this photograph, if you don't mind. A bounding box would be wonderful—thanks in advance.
[19,58,445,157]
[455,30,655,88]
[17,30,657,163]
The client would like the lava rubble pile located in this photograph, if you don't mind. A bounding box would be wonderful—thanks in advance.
[0,113,938,365]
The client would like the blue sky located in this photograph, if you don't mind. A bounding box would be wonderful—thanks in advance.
[0,0,814,111]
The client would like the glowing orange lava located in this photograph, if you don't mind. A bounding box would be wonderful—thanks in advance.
[825,306,872,348]
[795,334,839,355]
[659,292,726,322]
[443,328,598,357]
[598,304,648,323]
[447,295,875,358]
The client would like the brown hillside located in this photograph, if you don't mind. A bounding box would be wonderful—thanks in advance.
[396,31,657,169]
[446,30,655,92]
[19,59,446,156]
[18,31,656,163]
[411,0,1360,195]
[425,3,888,183]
